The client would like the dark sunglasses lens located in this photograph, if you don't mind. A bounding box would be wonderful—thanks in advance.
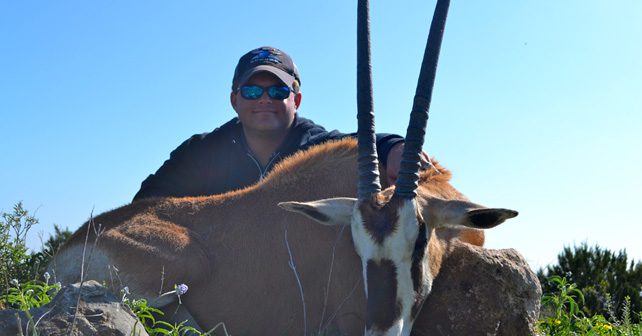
[240,86,263,100]
[240,85,291,100]
[268,86,291,99]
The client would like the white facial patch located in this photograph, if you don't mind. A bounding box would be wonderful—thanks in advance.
[352,199,427,336]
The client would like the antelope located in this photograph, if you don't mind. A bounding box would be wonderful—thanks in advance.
[50,0,517,335]
[282,0,517,335]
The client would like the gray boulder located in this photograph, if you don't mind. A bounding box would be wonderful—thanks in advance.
[0,280,148,336]
[412,242,542,335]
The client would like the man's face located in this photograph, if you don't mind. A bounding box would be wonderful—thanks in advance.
[231,72,301,137]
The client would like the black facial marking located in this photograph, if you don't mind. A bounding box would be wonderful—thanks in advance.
[411,219,429,319]
[360,197,402,245]
[366,259,402,330]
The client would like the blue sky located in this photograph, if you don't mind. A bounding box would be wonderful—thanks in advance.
[1,1,641,271]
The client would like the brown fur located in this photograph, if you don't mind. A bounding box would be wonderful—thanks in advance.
[51,138,483,335]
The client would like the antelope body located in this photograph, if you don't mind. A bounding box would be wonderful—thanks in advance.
[50,138,505,335]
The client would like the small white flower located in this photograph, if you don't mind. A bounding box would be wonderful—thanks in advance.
[175,284,188,296]
[43,272,51,284]
[158,283,189,304]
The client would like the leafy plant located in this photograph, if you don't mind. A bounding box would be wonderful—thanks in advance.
[3,273,61,311]
[121,285,206,335]
[539,275,586,334]
[538,275,642,336]
[1,274,62,335]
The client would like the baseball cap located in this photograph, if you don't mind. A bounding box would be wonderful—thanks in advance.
[232,46,301,91]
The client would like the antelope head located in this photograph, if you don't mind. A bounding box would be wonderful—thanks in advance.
[280,0,517,335]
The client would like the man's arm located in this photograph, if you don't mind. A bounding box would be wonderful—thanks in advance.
[383,142,431,186]
[374,134,430,186]
[305,130,429,186]
[305,129,403,161]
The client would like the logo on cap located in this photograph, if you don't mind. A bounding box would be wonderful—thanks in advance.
[250,47,283,65]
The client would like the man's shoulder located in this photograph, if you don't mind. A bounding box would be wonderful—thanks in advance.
[173,118,242,155]
[292,115,342,140]
[290,115,350,149]
[292,116,326,132]
[187,118,241,143]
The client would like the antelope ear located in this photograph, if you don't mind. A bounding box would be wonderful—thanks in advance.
[423,199,518,229]
[465,208,518,229]
[278,198,357,226]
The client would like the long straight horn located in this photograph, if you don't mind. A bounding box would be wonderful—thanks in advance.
[394,0,450,199]
[356,0,381,200]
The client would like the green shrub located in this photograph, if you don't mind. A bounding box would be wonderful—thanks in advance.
[538,243,642,323]
[1,202,72,289]
[1,202,39,288]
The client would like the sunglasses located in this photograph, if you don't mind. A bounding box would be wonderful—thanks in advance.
[238,85,293,100]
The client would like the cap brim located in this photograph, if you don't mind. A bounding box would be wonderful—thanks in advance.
[236,65,296,89]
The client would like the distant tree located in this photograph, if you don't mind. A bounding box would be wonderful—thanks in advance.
[538,243,642,322]
[26,224,73,277]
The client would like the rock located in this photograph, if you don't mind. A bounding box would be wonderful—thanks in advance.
[0,280,149,336]
[412,242,542,336]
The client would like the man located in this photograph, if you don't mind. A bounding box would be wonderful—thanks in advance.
[133,46,423,201]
